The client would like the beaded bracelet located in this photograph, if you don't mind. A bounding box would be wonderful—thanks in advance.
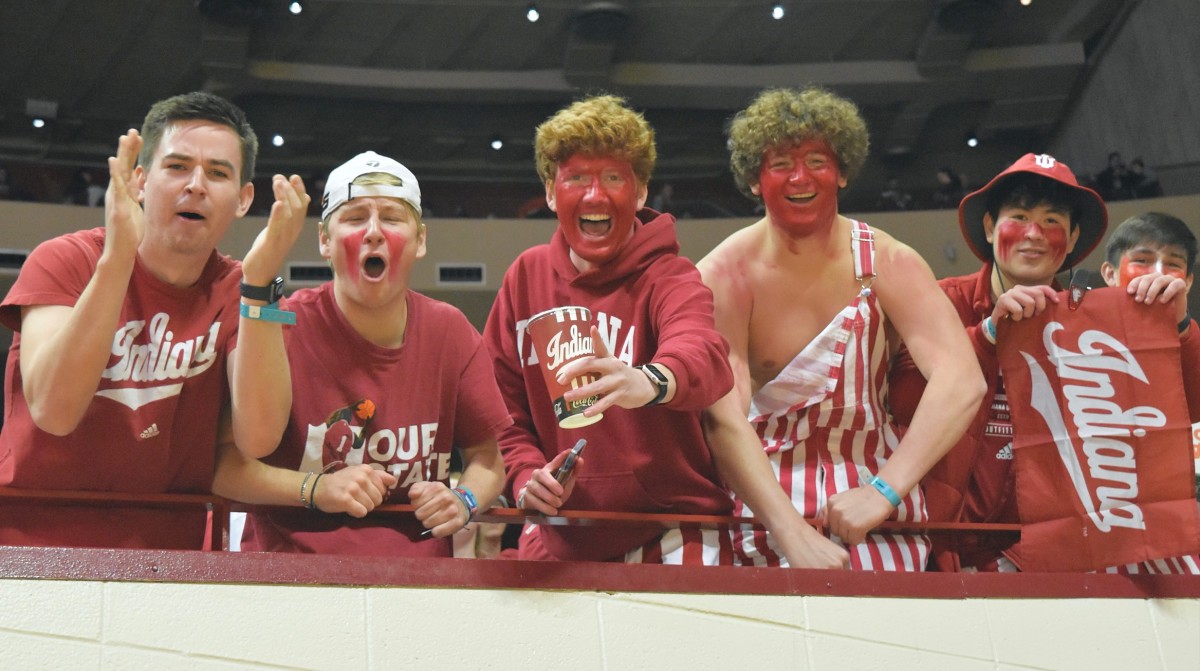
[299,471,315,508]
[308,473,324,511]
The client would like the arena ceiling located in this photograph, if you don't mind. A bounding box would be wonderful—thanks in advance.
[0,0,1137,189]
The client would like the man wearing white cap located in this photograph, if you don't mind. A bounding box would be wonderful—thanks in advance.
[214,151,510,557]
[891,152,1109,571]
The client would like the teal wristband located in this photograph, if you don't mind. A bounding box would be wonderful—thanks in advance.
[240,301,297,325]
[868,475,902,507]
[981,316,997,345]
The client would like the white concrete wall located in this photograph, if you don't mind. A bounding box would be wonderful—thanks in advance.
[1,578,1197,670]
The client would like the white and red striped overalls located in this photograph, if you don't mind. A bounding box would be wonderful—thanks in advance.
[733,220,930,571]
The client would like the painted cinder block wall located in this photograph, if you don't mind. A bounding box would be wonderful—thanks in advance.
[1,577,1198,670]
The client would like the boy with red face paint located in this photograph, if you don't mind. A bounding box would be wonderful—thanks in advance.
[890,152,1110,572]
[485,95,823,565]
[214,152,510,556]
[0,92,304,549]
[1096,212,1200,574]
[699,87,984,570]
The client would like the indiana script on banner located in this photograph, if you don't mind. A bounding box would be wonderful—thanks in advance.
[997,286,1200,572]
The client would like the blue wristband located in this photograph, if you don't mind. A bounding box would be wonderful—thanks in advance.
[240,301,297,325]
[981,316,997,345]
[868,475,902,507]
[452,486,478,523]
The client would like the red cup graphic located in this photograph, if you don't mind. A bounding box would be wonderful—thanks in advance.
[526,305,603,429]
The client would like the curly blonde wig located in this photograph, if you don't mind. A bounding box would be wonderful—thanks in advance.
[534,95,656,185]
[728,87,869,200]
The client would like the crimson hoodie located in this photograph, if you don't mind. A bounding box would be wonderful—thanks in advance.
[484,209,734,561]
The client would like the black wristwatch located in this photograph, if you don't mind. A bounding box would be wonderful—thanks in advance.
[637,363,669,407]
[240,276,285,304]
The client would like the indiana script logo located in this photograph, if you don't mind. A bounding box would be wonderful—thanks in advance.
[1021,322,1165,532]
[97,313,221,410]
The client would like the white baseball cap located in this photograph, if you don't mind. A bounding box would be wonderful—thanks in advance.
[321,151,421,220]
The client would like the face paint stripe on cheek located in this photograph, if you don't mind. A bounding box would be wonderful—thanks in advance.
[383,229,407,280]
[340,229,366,281]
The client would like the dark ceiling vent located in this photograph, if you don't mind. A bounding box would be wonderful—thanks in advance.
[0,249,28,276]
[571,2,632,42]
[437,263,486,287]
[286,262,333,287]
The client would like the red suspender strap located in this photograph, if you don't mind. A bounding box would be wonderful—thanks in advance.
[851,219,876,291]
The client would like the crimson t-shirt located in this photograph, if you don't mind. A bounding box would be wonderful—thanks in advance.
[0,228,239,549]
[240,284,511,557]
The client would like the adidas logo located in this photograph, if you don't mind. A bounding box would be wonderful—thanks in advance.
[996,444,1013,460]
[139,423,160,440]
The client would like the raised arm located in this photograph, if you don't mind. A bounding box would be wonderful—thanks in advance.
[19,130,144,435]
[227,174,310,458]
[825,238,985,544]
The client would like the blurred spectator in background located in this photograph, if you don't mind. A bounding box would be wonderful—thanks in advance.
[1128,157,1164,198]
[876,177,913,211]
[650,183,675,213]
[62,169,106,207]
[1095,151,1133,201]
[932,166,966,209]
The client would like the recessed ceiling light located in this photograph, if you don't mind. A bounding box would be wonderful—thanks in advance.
[31,118,45,129]
[491,137,504,151]
[526,4,540,23]
[272,134,285,147]
[289,2,303,15]
[771,3,785,20]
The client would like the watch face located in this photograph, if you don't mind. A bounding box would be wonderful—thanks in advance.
[242,277,285,302]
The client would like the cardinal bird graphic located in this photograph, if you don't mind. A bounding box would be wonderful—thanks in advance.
[321,399,376,470]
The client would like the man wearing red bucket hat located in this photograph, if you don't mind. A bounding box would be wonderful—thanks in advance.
[484,95,826,565]
[891,152,1109,571]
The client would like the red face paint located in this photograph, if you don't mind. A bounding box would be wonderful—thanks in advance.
[1117,250,1189,287]
[757,139,842,237]
[552,155,641,267]
[339,228,366,282]
[991,204,1072,287]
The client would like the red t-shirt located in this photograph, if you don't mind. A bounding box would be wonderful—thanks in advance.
[0,228,239,549]
[240,284,511,557]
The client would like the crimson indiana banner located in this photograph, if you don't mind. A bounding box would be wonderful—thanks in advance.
[997,286,1200,572]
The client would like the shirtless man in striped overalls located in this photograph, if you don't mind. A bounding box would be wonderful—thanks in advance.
[699,87,984,570]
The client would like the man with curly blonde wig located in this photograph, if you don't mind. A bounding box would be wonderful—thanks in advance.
[699,87,984,570]
[485,95,824,565]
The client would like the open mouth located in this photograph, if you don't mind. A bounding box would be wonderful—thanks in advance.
[363,255,387,279]
[785,193,816,202]
[579,214,611,237]
[178,211,205,221]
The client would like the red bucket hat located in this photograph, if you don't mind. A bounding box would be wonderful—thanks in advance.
[958,153,1108,272]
